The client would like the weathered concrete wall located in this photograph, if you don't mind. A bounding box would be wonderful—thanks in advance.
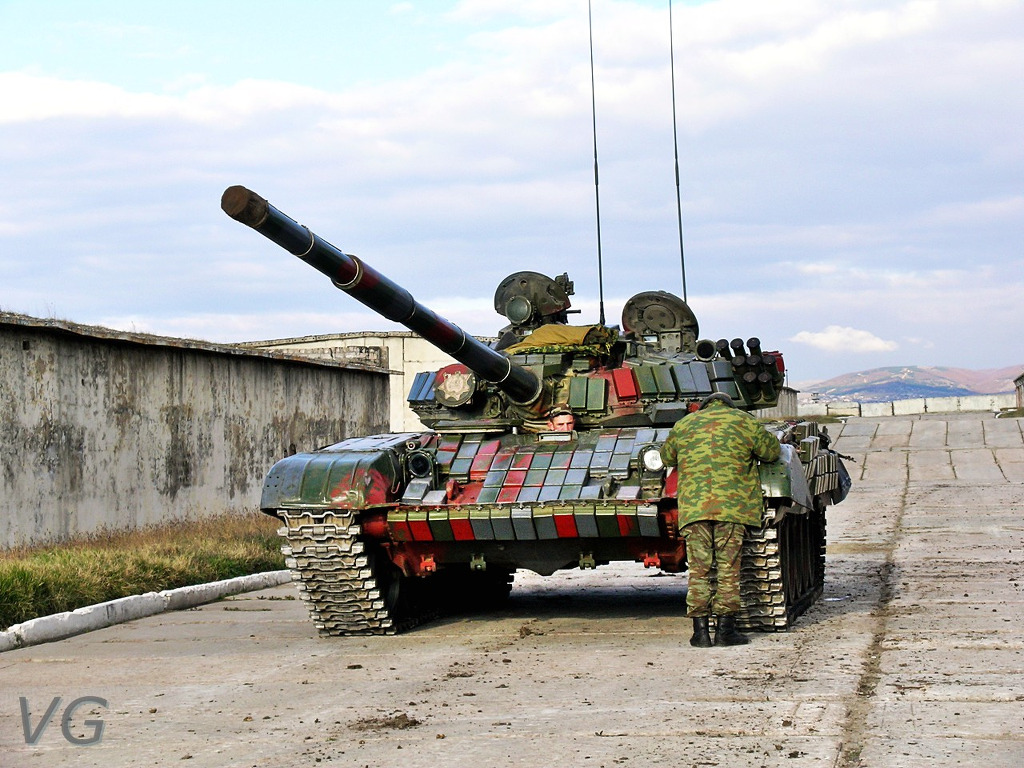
[753,386,799,419]
[798,392,1016,418]
[1,314,389,548]
[1016,372,1023,409]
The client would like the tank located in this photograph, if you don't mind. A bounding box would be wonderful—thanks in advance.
[221,185,852,635]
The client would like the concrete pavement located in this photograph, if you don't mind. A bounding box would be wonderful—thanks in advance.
[0,413,1021,767]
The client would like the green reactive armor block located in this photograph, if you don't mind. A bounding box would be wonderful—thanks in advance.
[689,362,713,394]
[470,507,495,539]
[559,484,582,500]
[511,506,537,540]
[671,363,696,392]
[589,451,612,472]
[709,360,733,380]
[653,365,676,397]
[713,380,741,400]
[516,486,541,503]
[586,376,607,412]
[537,484,561,502]
[401,477,432,505]
[428,509,455,541]
[634,365,659,396]
[490,507,515,539]
[568,376,589,412]
[573,504,599,537]
[476,486,500,504]
[637,504,660,537]
[533,505,558,539]
[595,504,620,537]
[525,467,547,486]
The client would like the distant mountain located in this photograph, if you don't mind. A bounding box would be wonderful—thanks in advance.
[799,365,1023,403]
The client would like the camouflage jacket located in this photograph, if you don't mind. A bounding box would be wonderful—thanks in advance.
[660,400,781,528]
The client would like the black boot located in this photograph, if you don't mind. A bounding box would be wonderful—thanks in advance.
[690,617,713,648]
[714,614,749,646]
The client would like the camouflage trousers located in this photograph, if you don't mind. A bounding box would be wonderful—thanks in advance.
[683,520,745,617]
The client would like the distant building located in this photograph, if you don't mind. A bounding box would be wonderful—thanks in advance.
[244,331,482,432]
[1016,371,1024,409]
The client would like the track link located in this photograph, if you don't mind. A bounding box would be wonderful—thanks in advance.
[738,503,827,631]
[276,509,432,636]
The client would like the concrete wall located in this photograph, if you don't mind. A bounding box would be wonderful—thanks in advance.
[754,386,799,419]
[798,393,1017,419]
[1,314,389,548]
[1016,373,1024,409]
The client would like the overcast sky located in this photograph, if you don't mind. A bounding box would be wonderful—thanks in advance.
[1,0,1021,384]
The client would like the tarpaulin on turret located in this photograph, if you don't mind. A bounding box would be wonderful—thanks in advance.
[503,324,618,356]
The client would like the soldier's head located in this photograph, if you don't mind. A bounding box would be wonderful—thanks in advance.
[699,392,735,410]
[546,404,576,432]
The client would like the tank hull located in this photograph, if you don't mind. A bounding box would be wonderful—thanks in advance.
[263,425,846,635]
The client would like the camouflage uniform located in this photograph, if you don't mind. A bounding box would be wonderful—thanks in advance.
[660,398,780,617]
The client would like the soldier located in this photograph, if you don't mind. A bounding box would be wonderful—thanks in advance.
[546,404,576,432]
[660,392,781,647]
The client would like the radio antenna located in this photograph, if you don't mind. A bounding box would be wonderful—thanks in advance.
[587,0,606,325]
[668,0,688,302]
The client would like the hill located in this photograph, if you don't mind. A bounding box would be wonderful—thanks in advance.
[800,365,1023,403]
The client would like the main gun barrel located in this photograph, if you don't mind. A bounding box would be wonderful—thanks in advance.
[221,185,541,405]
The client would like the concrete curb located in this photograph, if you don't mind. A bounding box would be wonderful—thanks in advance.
[0,570,292,653]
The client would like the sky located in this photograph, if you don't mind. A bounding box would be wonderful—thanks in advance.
[1,0,1022,385]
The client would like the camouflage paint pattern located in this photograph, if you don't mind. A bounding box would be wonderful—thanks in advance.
[682,520,745,617]
[659,399,781,528]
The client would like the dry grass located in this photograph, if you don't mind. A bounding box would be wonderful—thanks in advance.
[0,512,284,629]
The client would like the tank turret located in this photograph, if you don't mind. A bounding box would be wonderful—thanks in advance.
[223,185,784,432]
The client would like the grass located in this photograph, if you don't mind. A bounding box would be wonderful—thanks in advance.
[0,512,285,630]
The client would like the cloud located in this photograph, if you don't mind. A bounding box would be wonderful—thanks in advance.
[919,195,1024,227]
[450,0,582,23]
[789,325,898,353]
[3,0,1024,385]
[0,72,335,125]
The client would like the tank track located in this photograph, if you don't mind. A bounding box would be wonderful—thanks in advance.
[276,503,826,636]
[276,509,434,636]
[737,503,827,631]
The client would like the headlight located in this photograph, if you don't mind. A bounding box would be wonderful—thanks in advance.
[407,451,434,478]
[639,445,665,472]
